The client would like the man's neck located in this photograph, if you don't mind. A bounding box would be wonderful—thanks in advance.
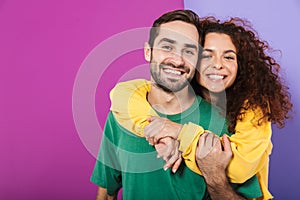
[202,89,226,112]
[147,84,196,115]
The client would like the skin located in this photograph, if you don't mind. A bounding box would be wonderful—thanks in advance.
[96,187,116,200]
[145,20,199,170]
[198,33,238,93]
[194,34,239,192]
[146,33,239,172]
[146,21,199,94]
[197,133,246,200]
[146,32,246,199]
[96,20,199,200]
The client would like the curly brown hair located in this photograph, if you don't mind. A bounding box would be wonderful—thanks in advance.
[191,16,293,133]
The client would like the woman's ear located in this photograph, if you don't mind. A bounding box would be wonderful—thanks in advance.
[144,42,151,62]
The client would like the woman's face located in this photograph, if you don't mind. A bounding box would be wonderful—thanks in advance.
[197,32,238,93]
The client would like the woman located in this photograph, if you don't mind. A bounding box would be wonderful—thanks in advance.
[109,16,293,199]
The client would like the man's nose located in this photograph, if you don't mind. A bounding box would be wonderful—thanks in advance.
[170,52,185,67]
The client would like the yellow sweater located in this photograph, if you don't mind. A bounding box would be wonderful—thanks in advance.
[110,79,273,200]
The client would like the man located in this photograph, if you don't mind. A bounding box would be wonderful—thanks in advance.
[91,10,250,199]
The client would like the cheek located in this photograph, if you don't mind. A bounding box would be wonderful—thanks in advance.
[231,65,238,78]
[197,65,206,82]
[196,72,204,86]
[189,68,196,77]
[184,57,198,69]
[227,67,238,85]
[152,49,167,61]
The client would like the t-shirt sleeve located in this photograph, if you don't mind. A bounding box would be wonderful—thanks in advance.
[90,112,122,195]
[109,79,158,137]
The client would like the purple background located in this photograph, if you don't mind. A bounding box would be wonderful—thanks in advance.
[1,0,299,199]
[0,0,182,199]
[185,0,300,199]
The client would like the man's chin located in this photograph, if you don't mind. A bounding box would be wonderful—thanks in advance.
[156,82,189,93]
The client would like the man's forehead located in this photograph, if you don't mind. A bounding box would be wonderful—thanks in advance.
[156,21,199,45]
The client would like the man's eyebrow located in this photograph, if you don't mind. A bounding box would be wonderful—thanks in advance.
[185,43,198,50]
[158,38,176,44]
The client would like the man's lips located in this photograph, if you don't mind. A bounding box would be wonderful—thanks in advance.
[163,68,183,75]
[161,63,187,76]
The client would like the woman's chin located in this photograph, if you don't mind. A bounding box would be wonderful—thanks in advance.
[206,86,226,94]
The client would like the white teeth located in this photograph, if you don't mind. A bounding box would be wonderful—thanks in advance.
[164,69,181,75]
[208,74,224,80]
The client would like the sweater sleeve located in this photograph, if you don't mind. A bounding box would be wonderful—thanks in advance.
[109,79,158,137]
[226,108,272,183]
[109,79,206,148]
[182,107,272,184]
[110,80,272,191]
[110,84,272,198]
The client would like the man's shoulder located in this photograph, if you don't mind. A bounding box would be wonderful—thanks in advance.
[105,112,136,133]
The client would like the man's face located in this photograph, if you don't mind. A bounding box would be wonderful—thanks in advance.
[145,21,199,92]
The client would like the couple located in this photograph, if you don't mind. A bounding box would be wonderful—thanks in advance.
[91,9,292,200]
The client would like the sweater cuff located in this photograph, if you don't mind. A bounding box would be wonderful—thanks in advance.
[178,122,205,153]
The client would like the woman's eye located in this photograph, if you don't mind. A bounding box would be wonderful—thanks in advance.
[201,54,212,59]
[224,56,235,60]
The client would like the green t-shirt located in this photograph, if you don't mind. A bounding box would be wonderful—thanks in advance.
[91,96,262,199]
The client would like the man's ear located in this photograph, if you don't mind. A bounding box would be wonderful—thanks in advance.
[144,42,151,62]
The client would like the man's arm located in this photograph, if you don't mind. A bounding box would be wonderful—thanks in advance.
[96,187,117,200]
[196,133,246,200]
[204,172,247,200]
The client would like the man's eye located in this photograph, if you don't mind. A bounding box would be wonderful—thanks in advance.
[161,45,172,51]
[184,49,195,55]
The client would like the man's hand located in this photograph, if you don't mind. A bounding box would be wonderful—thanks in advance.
[196,132,246,200]
[196,132,232,176]
[155,137,182,173]
[96,187,117,200]
[144,116,183,145]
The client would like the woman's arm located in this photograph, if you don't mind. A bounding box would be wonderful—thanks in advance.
[110,79,156,137]
[183,108,272,183]
[110,80,272,198]
[110,79,204,150]
[109,80,271,184]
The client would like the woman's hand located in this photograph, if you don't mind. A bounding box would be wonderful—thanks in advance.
[155,136,182,173]
[144,116,183,145]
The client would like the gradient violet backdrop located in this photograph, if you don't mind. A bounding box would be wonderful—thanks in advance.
[1,0,299,200]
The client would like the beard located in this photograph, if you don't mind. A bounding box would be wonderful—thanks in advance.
[150,61,192,93]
